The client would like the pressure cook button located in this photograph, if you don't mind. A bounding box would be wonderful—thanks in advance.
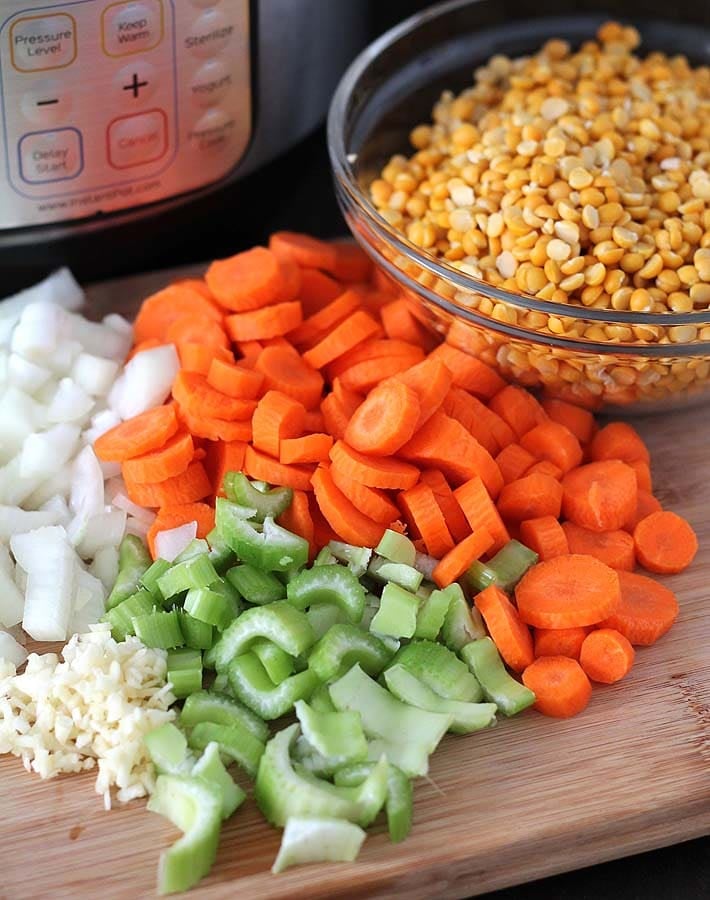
[102,0,164,57]
[189,59,232,108]
[21,79,72,126]
[188,108,235,152]
[184,9,233,58]
[9,13,77,73]
[19,128,83,184]
[107,109,168,169]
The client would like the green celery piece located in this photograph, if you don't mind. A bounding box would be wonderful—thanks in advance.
[184,587,235,631]
[306,603,348,640]
[178,611,214,651]
[208,579,242,623]
[157,555,219,601]
[192,742,246,819]
[103,589,156,640]
[226,564,285,605]
[271,817,366,874]
[106,534,152,610]
[313,547,337,567]
[286,565,366,624]
[440,583,487,651]
[384,665,497,734]
[132,609,184,650]
[333,762,413,844]
[309,682,337,713]
[254,723,388,828]
[180,690,268,743]
[223,472,293,522]
[390,640,482,702]
[327,541,372,577]
[328,665,452,778]
[292,734,335,777]
[144,723,193,776]
[202,644,217,670]
[308,624,393,683]
[467,540,538,594]
[216,499,308,572]
[413,586,453,640]
[211,601,315,672]
[460,638,536,717]
[167,648,203,699]
[187,721,265,778]
[140,559,172,603]
[294,700,368,769]
[211,672,229,693]
[206,527,236,574]
[369,582,419,639]
[146,775,222,895]
[174,539,211,564]
[252,638,295,684]
[375,530,416,566]
[227,652,318,720]
[367,557,423,593]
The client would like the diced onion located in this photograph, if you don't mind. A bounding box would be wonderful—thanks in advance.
[47,378,94,425]
[0,629,28,667]
[154,522,198,562]
[108,344,179,420]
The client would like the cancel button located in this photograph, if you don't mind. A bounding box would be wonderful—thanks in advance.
[108,109,168,169]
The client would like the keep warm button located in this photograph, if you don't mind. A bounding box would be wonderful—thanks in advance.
[108,109,168,169]
[102,0,164,57]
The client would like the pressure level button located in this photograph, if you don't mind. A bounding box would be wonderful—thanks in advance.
[9,14,77,73]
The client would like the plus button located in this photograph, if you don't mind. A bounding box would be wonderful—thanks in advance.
[123,73,149,99]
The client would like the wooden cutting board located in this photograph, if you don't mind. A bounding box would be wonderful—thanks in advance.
[1,268,709,900]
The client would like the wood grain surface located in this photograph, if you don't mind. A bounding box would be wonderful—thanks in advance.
[1,268,709,899]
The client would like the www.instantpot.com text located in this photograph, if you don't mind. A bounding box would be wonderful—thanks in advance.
[37,179,161,214]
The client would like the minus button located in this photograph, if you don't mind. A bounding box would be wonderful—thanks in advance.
[20,81,71,125]
[36,99,60,107]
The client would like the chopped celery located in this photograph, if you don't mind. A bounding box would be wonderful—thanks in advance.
[271,817,366,874]
[211,601,314,672]
[390,640,482,702]
[327,541,372,577]
[157,555,219,600]
[184,587,235,630]
[187,721,265,778]
[227,652,318,720]
[286,565,366,624]
[309,682,337,713]
[205,527,235,574]
[216,499,308,572]
[306,603,348,640]
[211,672,229,693]
[180,690,268,743]
[103,589,155,640]
[329,665,452,777]
[192,742,246,819]
[179,611,214,651]
[413,586,453,640]
[460,638,536,717]
[174,538,210,564]
[208,579,242,622]
[140,559,172,602]
[367,557,423,592]
[375,530,416,566]
[440,584,487,651]
[314,546,338,567]
[223,472,293,522]
[294,700,368,769]
[384,665,497,734]
[369,582,419,639]
[333,762,413,844]
[226,564,285,605]
[252,638,295,684]
[308,624,393,682]
[144,723,193,776]
[167,648,203,699]
[467,540,538,594]
[147,775,222,895]
[106,534,152,610]
[132,608,184,649]
[292,734,334,777]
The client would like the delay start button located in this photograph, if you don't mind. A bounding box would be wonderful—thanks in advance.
[19,128,83,184]
[184,9,233,58]
[107,109,168,169]
[102,0,164,57]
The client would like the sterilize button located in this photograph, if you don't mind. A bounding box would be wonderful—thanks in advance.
[184,9,233,58]
[9,13,77,73]
[107,109,168,169]
[21,79,72,126]
[189,59,232,108]
[19,128,83,183]
[102,0,164,57]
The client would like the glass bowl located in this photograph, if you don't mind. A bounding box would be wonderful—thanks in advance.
[328,0,710,412]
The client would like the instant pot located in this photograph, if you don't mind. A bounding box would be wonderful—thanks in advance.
[0,0,370,290]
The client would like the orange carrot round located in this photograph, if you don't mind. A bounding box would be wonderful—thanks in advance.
[254,344,324,410]
[320,392,357,441]
[329,440,419,490]
[525,460,563,480]
[397,482,454,559]
[624,490,663,531]
[251,391,306,458]
[302,310,381,370]
[431,527,494,588]
[172,370,257,422]
[429,344,506,400]
[533,627,589,660]
[628,459,652,493]
[225,301,303,342]
[207,358,264,400]
[541,398,596,445]
[598,570,679,646]
[562,521,635,572]
[277,489,315,558]
[133,283,223,344]
[345,381,420,456]
[121,431,195,485]
[497,473,563,523]
[520,421,583,474]
[311,465,386,547]
[392,358,452,429]
[454,476,510,554]
[474,584,534,673]
[269,231,338,272]
[519,516,569,561]
[329,463,398,524]
[243,445,314,492]
[489,385,548,439]
[521,656,592,718]
[633,510,698,574]
[589,421,650,465]
[579,628,635,684]
[180,343,234,376]
[206,246,285,311]
[327,338,424,380]
[330,241,373,282]
[123,460,212,508]
[280,433,334,465]
[177,407,252,443]
[561,460,638,532]
[419,469,471,543]
[165,315,229,351]
[495,444,536,485]
[338,354,425,394]
[380,298,437,350]
[289,290,362,349]
[94,405,179,463]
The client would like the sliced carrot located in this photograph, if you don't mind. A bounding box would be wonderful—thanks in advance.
[94,404,179,462]
[489,385,548,439]
[122,432,195,485]
[180,343,234,376]
[311,466,386,547]
[297,268,343,317]
[397,483,455,559]
[392,358,453,429]
[419,469,470,543]
[515,554,621,628]
[287,290,362,349]
[126,338,165,362]
[327,338,425,380]
[277,489,315,558]
[147,502,216,559]
[330,241,373,282]
[441,387,498,456]
[624,489,663,531]
[525,460,563,480]
[172,278,216,302]
[254,344,324,409]
[562,460,638,532]
[519,421,583,474]
[429,344,506,400]
[225,301,303,342]
[123,460,212,508]
[280,433,334,465]
[207,358,264,400]
[203,440,247,497]
[589,421,650,465]
[243,445,314,492]
[453,476,510,554]
[633,510,698,574]
[344,381,420,456]
[206,246,285,312]
[332,377,363,409]
[329,440,419,490]
[279,257,302,302]
[302,310,381,370]
[372,267,399,295]
[495,444,537,485]
[329,464,399,525]
[431,527,494,588]
[474,584,534,673]
[628,458,652,493]
[520,516,569,561]
[269,231,337,272]
[533,627,589,660]
[522,656,592,718]
[598,570,679,645]
[541,398,596,445]
[133,283,223,344]
[337,354,424,394]
[235,340,264,368]
[497,473,563,523]
[177,407,253,443]
[321,392,357,441]
[173,370,256,422]
[380,298,437,350]
[562,521,635,571]
[166,315,229,352]
[251,391,306,458]
[579,628,635,684]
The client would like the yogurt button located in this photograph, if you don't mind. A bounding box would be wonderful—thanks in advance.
[102,0,164,57]
[189,59,232,108]
[21,79,72,126]
[184,9,233,58]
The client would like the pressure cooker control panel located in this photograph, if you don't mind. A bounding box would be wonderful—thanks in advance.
[0,0,251,228]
